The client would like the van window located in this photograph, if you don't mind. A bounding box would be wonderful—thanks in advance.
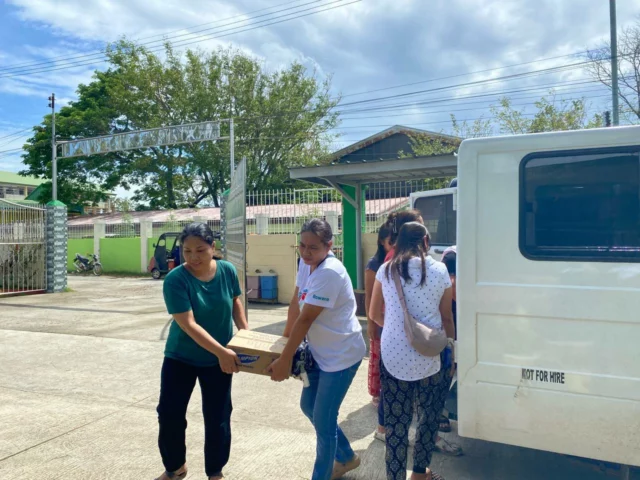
[520,146,640,262]
[413,194,456,246]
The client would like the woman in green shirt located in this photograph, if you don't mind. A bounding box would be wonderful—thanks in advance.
[155,223,248,480]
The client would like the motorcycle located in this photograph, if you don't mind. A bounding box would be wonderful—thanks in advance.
[74,253,103,276]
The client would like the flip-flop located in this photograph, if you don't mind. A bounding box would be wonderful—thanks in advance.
[438,415,451,433]
[435,437,463,456]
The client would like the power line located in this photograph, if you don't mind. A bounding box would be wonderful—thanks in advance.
[231,79,602,123]
[0,128,32,141]
[335,80,602,114]
[0,0,360,79]
[0,0,310,73]
[335,60,600,109]
[340,50,596,99]
[338,91,611,121]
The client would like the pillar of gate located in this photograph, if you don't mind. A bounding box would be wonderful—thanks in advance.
[94,221,106,259]
[140,220,153,273]
[325,210,339,236]
[256,213,269,235]
[46,200,68,293]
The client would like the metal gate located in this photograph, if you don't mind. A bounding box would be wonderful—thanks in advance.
[226,157,247,315]
[0,199,47,296]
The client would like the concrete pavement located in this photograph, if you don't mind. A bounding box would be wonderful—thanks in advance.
[0,276,635,479]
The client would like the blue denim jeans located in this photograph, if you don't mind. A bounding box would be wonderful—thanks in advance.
[300,360,362,480]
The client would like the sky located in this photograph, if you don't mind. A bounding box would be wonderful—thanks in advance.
[0,0,639,198]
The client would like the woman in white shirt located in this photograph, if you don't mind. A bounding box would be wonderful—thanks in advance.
[370,222,455,480]
[269,218,366,480]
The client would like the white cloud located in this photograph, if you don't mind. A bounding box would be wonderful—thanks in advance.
[2,0,639,142]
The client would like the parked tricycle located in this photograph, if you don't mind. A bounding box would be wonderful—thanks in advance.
[147,232,182,280]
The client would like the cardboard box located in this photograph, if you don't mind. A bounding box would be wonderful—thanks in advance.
[227,330,288,375]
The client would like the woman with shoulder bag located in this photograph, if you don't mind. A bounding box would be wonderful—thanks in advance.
[268,218,366,480]
[370,222,455,480]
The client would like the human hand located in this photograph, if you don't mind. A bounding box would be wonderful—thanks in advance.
[217,348,241,374]
[267,356,292,382]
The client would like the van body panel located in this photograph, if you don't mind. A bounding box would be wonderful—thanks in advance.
[456,126,640,466]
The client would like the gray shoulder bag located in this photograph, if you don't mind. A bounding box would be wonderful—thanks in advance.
[392,268,447,357]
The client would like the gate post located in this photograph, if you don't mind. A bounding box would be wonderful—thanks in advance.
[140,220,153,273]
[94,221,105,259]
[46,200,68,293]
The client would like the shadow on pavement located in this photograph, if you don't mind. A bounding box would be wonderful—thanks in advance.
[0,303,140,315]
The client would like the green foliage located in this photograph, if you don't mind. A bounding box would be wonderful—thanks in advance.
[491,94,604,134]
[22,40,339,208]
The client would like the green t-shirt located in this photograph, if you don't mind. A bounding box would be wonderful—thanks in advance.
[163,260,242,366]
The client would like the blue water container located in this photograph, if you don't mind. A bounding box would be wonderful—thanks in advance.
[259,275,278,300]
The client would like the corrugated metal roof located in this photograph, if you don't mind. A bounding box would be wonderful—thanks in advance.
[67,198,408,225]
[329,125,461,164]
[0,171,44,187]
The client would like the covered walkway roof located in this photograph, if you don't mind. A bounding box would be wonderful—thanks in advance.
[289,154,457,187]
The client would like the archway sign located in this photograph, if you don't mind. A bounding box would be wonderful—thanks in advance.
[55,119,247,317]
[59,121,228,158]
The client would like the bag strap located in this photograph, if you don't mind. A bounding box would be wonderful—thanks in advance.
[392,267,409,314]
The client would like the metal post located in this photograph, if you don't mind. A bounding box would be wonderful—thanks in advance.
[610,0,620,126]
[48,93,57,200]
[355,183,363,290]
[621,465,630,480]
[229,118,235,175]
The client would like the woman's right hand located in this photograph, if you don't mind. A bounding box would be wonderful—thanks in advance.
[217,348,241,374]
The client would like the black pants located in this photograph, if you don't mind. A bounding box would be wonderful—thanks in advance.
[381,356,453,480]
[157,357,233,477]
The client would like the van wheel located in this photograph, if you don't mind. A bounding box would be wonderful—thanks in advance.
[151,268,162,280]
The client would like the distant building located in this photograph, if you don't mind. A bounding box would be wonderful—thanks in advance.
[0,171,43,201]
[25,183,116,215]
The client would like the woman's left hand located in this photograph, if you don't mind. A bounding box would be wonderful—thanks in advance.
[267,356,292,382]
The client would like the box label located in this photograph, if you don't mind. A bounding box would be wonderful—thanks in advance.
[237,353,261,365]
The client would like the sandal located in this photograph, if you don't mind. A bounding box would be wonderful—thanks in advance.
[154,466,187,480]
[438,415,451,433]
[435,437,463,456]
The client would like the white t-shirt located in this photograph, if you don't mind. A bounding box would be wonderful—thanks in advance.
[296,254,366,372]
[376,256,452,381]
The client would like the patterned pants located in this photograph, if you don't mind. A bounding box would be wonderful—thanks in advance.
[381,358,453,480]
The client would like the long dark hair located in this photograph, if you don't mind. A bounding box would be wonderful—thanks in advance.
[386,209,423,245]
[375,223,392,264]
[385,222,430,286]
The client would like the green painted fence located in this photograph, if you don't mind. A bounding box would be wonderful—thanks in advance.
[99,237,141,273]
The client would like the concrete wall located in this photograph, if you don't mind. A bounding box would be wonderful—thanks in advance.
[246,234,297,304]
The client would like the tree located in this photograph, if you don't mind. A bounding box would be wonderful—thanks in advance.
[21,40,339,208]
[400,94,602,189]
[491,94,604,134]
[586,19,640,123]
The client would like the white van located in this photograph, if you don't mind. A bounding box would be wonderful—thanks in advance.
[456,126,640,468]
[410,183,457,260]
